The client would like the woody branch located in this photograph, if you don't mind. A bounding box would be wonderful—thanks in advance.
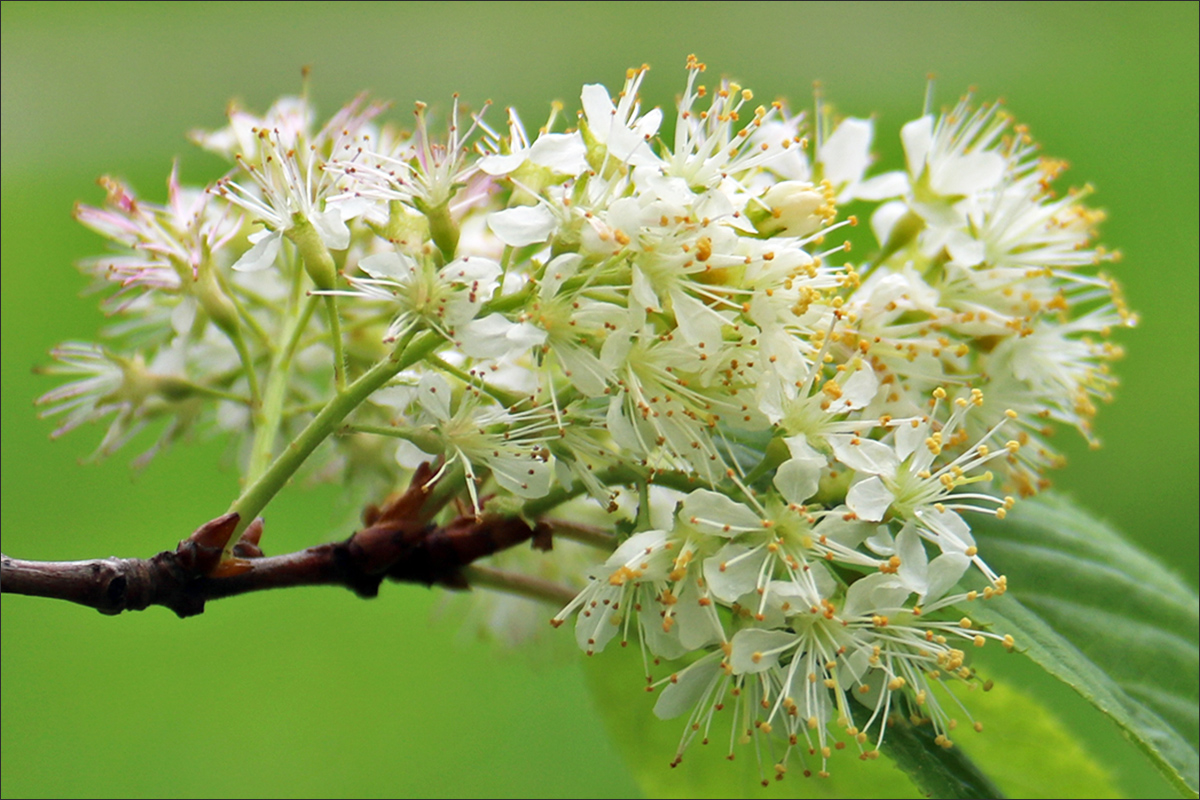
[0,463,559,618]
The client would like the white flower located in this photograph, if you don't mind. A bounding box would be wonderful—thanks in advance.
[75,168,238,304]
[829,389,1017,583]
[329,96,492,214]
[404,373,559,513]
[815,115,907,203]
[900,99,1009,226]
[205,95,383,272]
[580,65,663,169]
[35,342,212,463]
[478,106,587,178]
[552,529,714,657]
[322,251,500,344]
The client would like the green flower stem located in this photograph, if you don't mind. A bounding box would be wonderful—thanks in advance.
[226,327,263,408]
[481,286,534,315]
[420,200,459,264]
[540,518,615,550]
[181,382,251,405]
[460,565,576,606]
[228,330,443,550]
[426,354,523,408]
[521,465,695,520]
[497,244,515,287]
[191,255,263,407]
[212,263,271,347]
[323,294,347,391]
[635,479,652,531]
[245,295,319,484]
[341,423,443,454]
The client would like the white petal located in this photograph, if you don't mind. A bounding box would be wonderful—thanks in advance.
[642,173,693,206]
[813,512,875,549]
[641,614,689,661]
[489,452,553,499]
[916,507,976,553]
[670,288,724,348]
[574,590,620,653]
[839,642,873,684]
[870,200,909,247]
[893,418,928,463]
[311,208,351,250]
[681,490,763,537]
[773,458,823,506]
[693,187,734,221]
[441,255,502,287]
[932,152,1006,197]
[674,579,722,651]
[896,522,929,595]
[605,394,642,453]
[456,313,515,359]
[554,342,610,396]
[654,653,722,720]
[416,373,452,421]
[729,628,795,674]
[901,116,934,177]
[395,438,437,469]
[840,368,879,410]
[608,107,662,166]
[809,563,837,599]
[478,152,527,176]
[820,117,872,186]
[529,132,588,174]
[773,434,826,504]
[538,253,583,299]
[487,204,557,247]
[459,314,545,360]
[864,525,896,556]
[842,573,911,619]
[580,84,616,141]
[605,529,671,571]
[703,544,760,604]
[232,230,282,272]
[358,251,415,280]
[630,266,660,312]
[828,434,899,476]
[924,552,970,605]
[846,475,894,522]
[852,171,909,202]
[606,196,644,240]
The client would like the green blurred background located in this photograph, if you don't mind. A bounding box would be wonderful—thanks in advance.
[2,2,1196,797]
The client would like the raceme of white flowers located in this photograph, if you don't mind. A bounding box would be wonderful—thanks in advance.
[40,56,1134,779]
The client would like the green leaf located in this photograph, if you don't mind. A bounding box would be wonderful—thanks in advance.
[581,641,1121,798]
[849,700,1003,799]
[947,679,1121,799]
[969,493,1200,796]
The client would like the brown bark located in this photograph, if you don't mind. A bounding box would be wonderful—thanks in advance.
[0,464,551,618]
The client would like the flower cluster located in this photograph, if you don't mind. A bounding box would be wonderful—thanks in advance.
[39,58,1132,778]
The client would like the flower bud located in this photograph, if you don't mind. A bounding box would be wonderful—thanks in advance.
[751,181,826,238]
[286,216,338,290]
